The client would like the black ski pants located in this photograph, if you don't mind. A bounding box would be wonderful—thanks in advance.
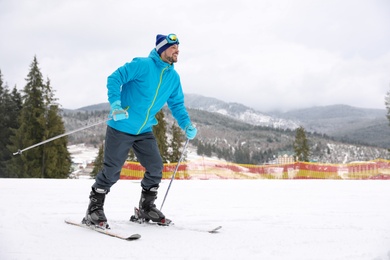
[93,126,163,192]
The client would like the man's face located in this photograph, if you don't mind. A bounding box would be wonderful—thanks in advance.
[161,44,179,64]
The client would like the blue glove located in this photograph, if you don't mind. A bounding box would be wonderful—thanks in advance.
[185,124,197,140]
[110,100,128,121]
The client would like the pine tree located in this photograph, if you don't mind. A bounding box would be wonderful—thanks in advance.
[293,126,310,162]
[2,86,23,178]
[168,122,185,162]
[91,142,104,178]
[385,86,390,124]
[7,56,71,178]
[204,143,212,157]
[153,110,169,162]
[7,57,46,177]
[234,145,251,164]
[40,78,71,178]
[1,85,23,177]
[385,86,390,153]
[197,141,205,156]
[128,147,137,161]
[0,70,8,177]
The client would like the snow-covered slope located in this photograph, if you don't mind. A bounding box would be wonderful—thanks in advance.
[0,178,389,260]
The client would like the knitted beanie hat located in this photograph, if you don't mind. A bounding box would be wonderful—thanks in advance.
[155,34,179,55]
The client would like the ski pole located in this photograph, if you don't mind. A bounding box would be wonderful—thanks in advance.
[13,118,109,156]
[160,138,189,211]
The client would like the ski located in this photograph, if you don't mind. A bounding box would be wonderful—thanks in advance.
[172,224,222,233]
[65,219,141,241]
[208,225,223,233]
[130,220,222,233]
[129,207,222,233]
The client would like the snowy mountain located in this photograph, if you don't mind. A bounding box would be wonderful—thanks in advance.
[269,104,390,148]
[73,94,299,129]
[185,94,299,129]
[184,94,390,149]
[71,94,390,146]
[62,94,390,164]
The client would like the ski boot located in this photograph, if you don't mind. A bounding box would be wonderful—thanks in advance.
[82,187,109,229]
[130,187,171,226]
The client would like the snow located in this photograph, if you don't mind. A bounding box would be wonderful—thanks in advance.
[68,143,98,166]
[1,178,390,260]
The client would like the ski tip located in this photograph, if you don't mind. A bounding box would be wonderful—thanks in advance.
[208,226,222,233]
[127,234,141,240]
[64,219,80,225]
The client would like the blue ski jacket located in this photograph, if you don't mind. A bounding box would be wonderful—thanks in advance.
[106,49,191,135]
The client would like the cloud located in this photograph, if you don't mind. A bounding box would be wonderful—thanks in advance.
[0,0,389,112]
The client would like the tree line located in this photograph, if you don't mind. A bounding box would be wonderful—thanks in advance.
[0,56,188,178]
[0,57,71,178]
[193,125,310,164]
[1,55,344,178]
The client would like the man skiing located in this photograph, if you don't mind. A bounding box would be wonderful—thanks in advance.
[82,33,197,228]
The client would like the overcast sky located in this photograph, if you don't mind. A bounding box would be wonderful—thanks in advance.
[1,0,389,112]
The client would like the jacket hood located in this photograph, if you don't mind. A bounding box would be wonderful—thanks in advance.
[149,49,175,69]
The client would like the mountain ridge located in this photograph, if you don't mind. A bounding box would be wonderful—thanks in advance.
[62,94,390,163]
[70,94,390,149]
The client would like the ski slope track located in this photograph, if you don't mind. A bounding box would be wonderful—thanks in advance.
[0,178,389,260]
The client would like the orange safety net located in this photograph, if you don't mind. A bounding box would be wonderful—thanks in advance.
[120,159,390,180]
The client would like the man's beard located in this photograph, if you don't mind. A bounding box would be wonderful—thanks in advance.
[165,54,178,64]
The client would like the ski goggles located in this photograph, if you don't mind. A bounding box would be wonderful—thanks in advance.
[166,34,179,44]
[156,34,179,53]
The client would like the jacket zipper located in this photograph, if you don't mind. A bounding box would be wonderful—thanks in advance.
[136,66,169,134]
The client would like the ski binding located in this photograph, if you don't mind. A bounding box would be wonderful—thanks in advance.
[130,207,172,226]
[129,207,222,233]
